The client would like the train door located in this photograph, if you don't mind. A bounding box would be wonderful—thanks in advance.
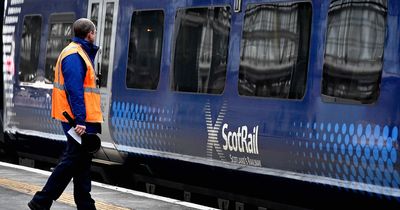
[87,0,118,148]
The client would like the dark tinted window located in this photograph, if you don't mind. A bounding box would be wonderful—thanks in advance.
[45,13,74,84]
[322,0,387,104]
[172,7,231,94]
[238,3,312,99]
[126,10,164,89]
[19,15,42,83]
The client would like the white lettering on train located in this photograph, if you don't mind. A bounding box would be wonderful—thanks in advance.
[221,123,259,154]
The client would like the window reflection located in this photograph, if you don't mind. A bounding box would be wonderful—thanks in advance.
[98,3,114,87]
[172,7,231,94]
[239,3,312,99]
[45,14,74,84]
[126,10,164,90]
[90,3,99,28]
[322,0,387,104]
[19,15,42,83]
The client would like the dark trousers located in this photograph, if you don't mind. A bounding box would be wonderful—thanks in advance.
[31,136,96,210]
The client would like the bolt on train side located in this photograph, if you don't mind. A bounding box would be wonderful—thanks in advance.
[2,0,400,208]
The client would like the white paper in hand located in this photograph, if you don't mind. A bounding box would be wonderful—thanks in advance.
[67,128,82,144]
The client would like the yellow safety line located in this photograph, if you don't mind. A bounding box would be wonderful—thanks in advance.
[0,178,131,210]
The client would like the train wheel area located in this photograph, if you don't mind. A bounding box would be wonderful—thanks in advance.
[113,154,400,210]
[1,136,400,210]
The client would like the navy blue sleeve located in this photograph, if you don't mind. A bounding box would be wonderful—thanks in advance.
[61,53,87,126]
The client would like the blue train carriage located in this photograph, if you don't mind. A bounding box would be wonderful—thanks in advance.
[2,0,123,163]
[2,0,400,209]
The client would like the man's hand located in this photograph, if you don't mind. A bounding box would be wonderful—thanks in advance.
[75,125,86,136]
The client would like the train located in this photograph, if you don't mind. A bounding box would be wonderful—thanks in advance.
[2,0,400,209]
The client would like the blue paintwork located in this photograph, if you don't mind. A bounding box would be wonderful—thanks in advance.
[10,0,88,135]
[4,0,400,200]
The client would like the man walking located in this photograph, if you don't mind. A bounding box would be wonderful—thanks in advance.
[28,18,102,210]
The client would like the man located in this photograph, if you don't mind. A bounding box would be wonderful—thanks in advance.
[28,18,102,210]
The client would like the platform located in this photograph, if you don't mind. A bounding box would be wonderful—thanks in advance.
[0,161,217,210]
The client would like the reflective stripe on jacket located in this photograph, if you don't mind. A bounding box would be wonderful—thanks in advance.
[51,42,103,123]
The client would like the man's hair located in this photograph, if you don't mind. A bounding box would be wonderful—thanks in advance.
[73,18,95,39]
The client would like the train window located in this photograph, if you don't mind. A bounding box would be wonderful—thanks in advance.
[238,3,312,99]
[19,15,42,83]
[99,2,115,88]
[44,13,75,84]
[126,10,164,90]
[321,0,387,104]
[171,7,231,94]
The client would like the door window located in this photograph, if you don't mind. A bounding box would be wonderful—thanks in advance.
[99,2,115,87]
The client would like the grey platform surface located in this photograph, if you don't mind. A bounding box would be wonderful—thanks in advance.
[0,161,217,210]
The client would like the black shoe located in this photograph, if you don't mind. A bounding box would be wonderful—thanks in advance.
[28,200,49,210]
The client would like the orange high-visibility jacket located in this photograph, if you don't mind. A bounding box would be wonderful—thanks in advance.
[51,42,103,123]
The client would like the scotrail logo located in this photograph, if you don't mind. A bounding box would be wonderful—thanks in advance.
[205,101,260,162]
[221,124,259,154]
